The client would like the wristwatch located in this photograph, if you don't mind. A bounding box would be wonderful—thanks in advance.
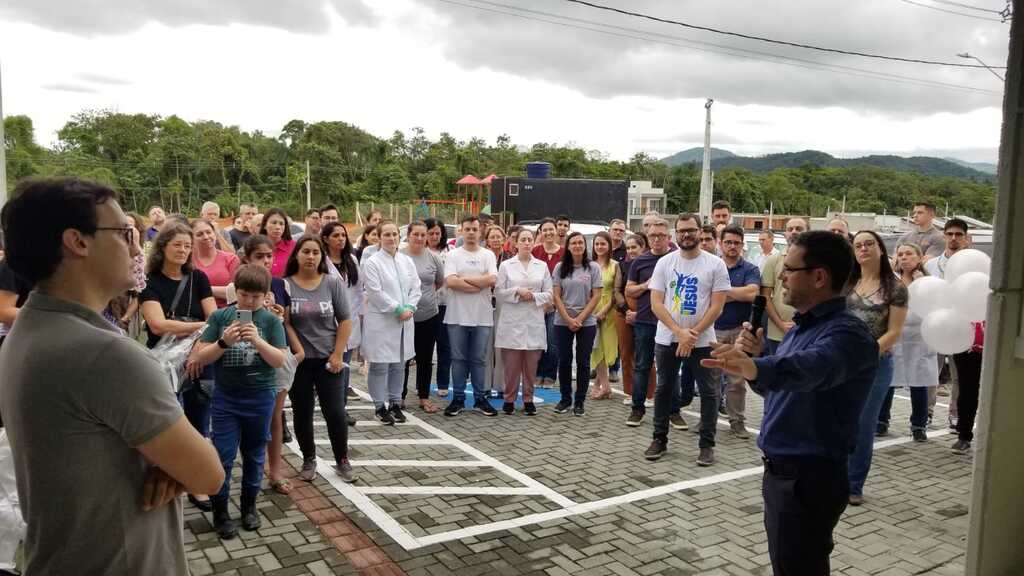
[217,338,229,349]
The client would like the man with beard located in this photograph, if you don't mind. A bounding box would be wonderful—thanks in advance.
[644,213,730,466]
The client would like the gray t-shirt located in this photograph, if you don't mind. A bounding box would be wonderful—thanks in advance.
[0,293,186,575]
[400,247,444,322]
[286,274,352,358]
[552,261,603,327]
[898,227,945,258]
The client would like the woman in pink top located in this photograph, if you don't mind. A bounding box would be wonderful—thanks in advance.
[191,219,240,307]
[260,208,296,278]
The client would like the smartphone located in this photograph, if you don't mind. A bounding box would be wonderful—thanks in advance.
[236,309,253,325]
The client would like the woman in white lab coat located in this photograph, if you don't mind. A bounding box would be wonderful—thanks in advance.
[362,221,421,425]
[494,229,552,416]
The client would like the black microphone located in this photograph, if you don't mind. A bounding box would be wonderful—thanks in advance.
[748,295,767,336]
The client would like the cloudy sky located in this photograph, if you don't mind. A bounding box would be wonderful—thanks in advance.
[0,0,1011,162]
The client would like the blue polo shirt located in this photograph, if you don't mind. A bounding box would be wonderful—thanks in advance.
[714,258,762,330]
[751,297,879,461]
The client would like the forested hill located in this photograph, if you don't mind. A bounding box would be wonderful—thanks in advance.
[662,148,995,180]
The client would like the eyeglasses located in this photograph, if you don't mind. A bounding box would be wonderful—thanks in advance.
[722,240,743,247]
[648,233,668,239]
[781,265,820,275]
[96,226,133,244]
[676,228,700,236]
[853,240,877,250]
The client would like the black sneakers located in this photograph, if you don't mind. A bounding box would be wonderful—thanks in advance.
[644,439,667,461]
[952,439,972,454]
[912,429,928,442]
[502,402,515,415]
[696,447,715,467]
[524,402,537,416]
[389,404,407,424]
[553,401,572,414]
[375,406,395,426]
[573,405,585,417]
[474,400,498,417]
[626,408,644,426]
[444,403,464,417]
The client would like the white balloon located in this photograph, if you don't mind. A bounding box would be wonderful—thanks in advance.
[908,276,952,318]
[945,249,991,283]
[950,271,990,322]
[921,309,975,355]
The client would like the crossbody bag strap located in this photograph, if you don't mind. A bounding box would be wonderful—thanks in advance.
[168,274,190,318]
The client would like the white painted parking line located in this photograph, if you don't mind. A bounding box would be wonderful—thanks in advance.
[410,428,954,549]
[328,438,454,446]
[357,486,546,496]
[350,459,490,468]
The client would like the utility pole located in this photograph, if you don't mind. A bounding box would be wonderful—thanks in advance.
[0,62,7,212]
[305,160,311,211]
[698,99,714,223]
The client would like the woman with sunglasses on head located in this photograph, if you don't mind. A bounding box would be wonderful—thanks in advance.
[321,222,364,418]
[400,221,445,413]
[551,231,602,416]
[192,218,241,308]
[846,229,908,507]
[284,236,356,483]
[259,208,295,278]
[140,222,217,511]
[364,221,421,423]
[424,218,453,397]
[225,234,306,495]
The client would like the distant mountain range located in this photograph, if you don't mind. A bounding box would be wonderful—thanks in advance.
[660,147,996,179]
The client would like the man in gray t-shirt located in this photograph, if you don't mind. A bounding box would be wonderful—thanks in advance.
[0,179,224,575]
[898,202,945,258]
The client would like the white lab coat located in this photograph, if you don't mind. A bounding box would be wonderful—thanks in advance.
[494,256,553,351]
[361,248,421,363]
[327,255,364,351]
[891,311,939,388]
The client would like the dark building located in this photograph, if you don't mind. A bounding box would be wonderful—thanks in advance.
[489,177,628,224]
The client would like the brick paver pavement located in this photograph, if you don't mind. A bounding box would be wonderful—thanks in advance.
[188,367,971,576]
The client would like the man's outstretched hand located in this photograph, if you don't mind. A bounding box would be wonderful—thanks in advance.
[701,341,759,381]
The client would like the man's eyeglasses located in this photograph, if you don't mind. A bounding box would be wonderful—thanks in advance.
[722,240,743,247]
[781,265,820,275]
[96,226,134,244]
[676,228,700,236]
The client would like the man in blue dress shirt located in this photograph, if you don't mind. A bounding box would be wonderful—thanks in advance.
[703,230,878,576]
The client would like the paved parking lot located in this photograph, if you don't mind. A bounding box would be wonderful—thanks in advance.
[187,368,972,576]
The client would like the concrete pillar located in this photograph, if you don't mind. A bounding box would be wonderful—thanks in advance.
[966,1,1024,574]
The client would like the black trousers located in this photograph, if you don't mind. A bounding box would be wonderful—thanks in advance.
[763,456,848,576]
[404,314,441,400]
[289,358,348,464]
[953,350,983,442]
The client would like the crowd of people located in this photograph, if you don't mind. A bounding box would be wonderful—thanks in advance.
[0,178,988,575]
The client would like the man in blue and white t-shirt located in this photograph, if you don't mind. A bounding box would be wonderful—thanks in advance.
[646,213,731,466]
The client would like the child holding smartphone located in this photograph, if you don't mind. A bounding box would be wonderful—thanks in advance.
[194,264,287,540]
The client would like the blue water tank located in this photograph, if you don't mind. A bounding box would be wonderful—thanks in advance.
[525,161,552,179]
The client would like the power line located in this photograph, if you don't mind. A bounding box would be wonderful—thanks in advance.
[929,0,1008,15]
[898,0,1006,21]
[436,0,999,95]
[561,0,1008,68]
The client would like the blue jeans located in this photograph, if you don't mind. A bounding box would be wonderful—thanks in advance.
[554,324,597,407]
[436,305,452,390]
[631,323,657,409]
[211,386,277,503]
[180,364,215,438]
[536,311,559,380]
[448,324,491,406]
[848,354,895,496]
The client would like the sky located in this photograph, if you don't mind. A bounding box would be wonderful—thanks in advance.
[0,0,1012,163]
